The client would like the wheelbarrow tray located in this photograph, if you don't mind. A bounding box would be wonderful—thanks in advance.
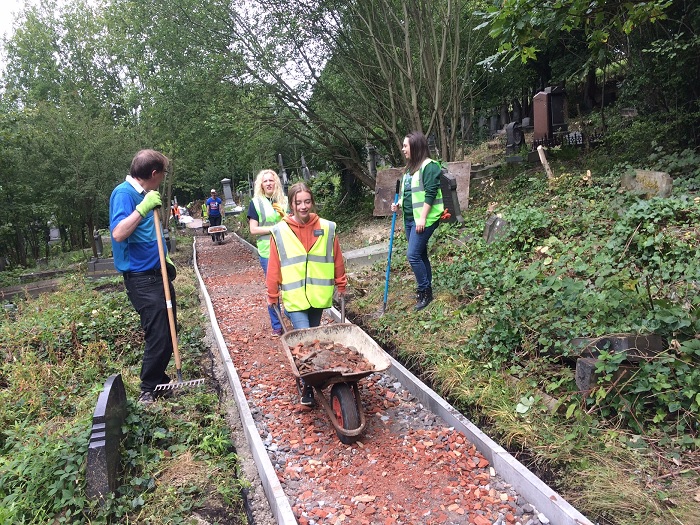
[280,323,390,389]
[207,225,227,234]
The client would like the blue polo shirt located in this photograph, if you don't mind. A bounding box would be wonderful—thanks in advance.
[109,177,166,273]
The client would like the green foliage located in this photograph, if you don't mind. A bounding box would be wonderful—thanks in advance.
[0,267,246,523]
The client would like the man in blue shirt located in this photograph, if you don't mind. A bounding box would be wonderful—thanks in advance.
[110,149,176,405]
[206,189,223,242]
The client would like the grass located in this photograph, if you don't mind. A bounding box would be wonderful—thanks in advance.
[345,141,700,525]
[0,240,248,524]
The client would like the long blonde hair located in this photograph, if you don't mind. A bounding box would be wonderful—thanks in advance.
[253,169,287,208]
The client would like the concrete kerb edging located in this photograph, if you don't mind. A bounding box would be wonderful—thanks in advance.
[192,236,298,525]
[327,307,594,525]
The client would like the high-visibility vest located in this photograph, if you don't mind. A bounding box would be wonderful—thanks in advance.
[201,203,208,220]
[401,158,444,227]
[253,197,282,258]
[271,219,336,311]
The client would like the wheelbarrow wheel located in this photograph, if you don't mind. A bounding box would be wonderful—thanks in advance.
[330,382,360,444]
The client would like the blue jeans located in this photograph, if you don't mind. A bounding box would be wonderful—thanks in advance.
[259,256,282,331]
[404,217,439,291]
[287,308,324,329]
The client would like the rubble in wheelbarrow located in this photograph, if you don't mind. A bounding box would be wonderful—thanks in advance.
[290,340,375,375]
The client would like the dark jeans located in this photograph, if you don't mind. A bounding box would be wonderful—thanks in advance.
[209,214,222,240]
[124,272,176,392]
[259,256,282,331]
[405,217,439,291]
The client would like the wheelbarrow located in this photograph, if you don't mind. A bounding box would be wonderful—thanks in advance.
[207,225,227,244]
[279,318,391,444]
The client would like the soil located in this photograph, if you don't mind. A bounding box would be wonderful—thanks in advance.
[194,229,545,525]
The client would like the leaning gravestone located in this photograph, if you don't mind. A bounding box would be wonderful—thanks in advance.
[86,373,127,502]
[483,215,509,243]
[621,169,672,198]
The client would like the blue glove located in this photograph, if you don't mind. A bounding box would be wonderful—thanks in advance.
[135,191,162,218]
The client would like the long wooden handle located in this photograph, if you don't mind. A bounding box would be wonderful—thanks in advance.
[153,208,182,378]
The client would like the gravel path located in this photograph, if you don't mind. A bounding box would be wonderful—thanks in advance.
[196,233,551,525]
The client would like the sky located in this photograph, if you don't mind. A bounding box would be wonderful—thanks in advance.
[0,0,24,40]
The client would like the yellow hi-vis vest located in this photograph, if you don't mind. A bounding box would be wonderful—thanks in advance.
[403,158,444,227]
[253,197,282,258]
[271,219,336,312]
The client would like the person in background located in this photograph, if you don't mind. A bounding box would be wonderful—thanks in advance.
[266,182,347,405]
[247,169,287,337]
[390,131,443,311]
[110,149,177,406]
[206,189,223,242]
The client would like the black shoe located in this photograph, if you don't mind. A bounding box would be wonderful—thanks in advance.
[414,287,433,311]
[300,385,315,406]
[138,391,156,405]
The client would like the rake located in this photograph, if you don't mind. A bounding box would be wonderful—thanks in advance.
[153,208,204,392]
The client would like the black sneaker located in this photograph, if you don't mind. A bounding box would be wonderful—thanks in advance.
[138,391,156,405]
[300,385,314,406]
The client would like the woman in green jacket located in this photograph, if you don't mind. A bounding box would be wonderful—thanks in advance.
[391,131,444,310]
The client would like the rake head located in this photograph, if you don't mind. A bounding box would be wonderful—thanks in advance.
[154,378,205,391]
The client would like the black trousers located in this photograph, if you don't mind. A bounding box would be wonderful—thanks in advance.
[124,272,177,392]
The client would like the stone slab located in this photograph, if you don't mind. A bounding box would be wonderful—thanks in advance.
[344,243,390,270]
[569,334,663,363]
[621,169,672,198]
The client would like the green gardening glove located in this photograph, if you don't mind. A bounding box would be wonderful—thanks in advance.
[165,252,177,281]
[135,190,162,218]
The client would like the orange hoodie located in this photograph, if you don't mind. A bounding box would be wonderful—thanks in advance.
[266,213,347,304]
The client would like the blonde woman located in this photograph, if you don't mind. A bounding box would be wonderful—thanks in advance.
[247,169,287,336]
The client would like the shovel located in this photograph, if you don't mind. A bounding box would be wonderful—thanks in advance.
[152,208,204,392]
[380,179,401,315]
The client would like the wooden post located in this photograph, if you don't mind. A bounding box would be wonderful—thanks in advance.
[537,145,554,184]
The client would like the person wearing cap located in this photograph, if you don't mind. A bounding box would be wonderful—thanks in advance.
[205,189,223,242]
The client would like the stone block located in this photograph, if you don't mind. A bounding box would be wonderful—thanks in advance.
[576,357,636,394]
[570,334,663,363]
[86,373,127,502]
[620,169,672,198]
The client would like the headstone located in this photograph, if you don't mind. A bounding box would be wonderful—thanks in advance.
[621,169,673,198]
[545,86,568,132]
[505,122,525,154]
[533,91,551,141]
[439,169,463,223]
[86,374,127,502]
[483,216,509,243]
[220,178,238,214]
[447,161,471,212]
[373,168,402,217]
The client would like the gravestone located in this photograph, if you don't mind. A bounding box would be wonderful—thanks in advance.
[220,178,238,214]
[533,91,551,141]
[447,161,471,213]
[373,168,402,217]
[439,169,463,223]
[621,169,672,198]
[545,86,568,133]
[483,216,509,243]
[505,122,525,154]
[86,373,127,502]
